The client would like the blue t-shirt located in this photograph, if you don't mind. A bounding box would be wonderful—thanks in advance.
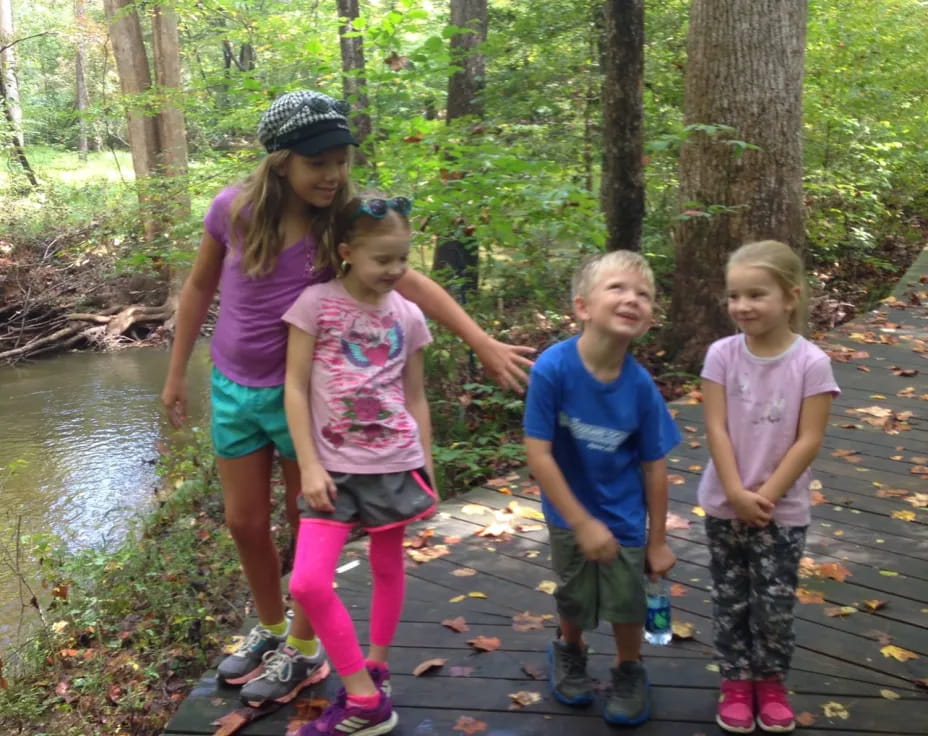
[523,336,681,546]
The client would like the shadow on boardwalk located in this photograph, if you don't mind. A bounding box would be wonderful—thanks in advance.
[165,249,928,735]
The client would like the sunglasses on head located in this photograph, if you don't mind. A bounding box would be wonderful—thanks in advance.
[350,197,413,222]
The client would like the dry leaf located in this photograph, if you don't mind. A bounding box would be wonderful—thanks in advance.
[450,666,474,677]
[441,616,470,633]
[796,587,825,604]
[536,580,558,594]
[406,545,450,564]
[521,661,545,680]
[508,690,542,709]
[451,567,478,577]
[468,591,487,599]
[467,635,502,652]
[879,689,901,700]
[824,606,857,618]
[881,644,918,662]
[461,504,489,515]
[452,715,488,734]
[512,611,546,631]
[796,711,817,726]
[666,513,691,529]
[413,658,446,676]
[864,629,893,646]
[860,599,887,612]
[810,490,827,506]
[891,509,916,521]
[822,701,849,719]
[670,583,688,598]
[449,595,466,603]
[667,474,686,485]
[672,621,695,639]
[691,505,706,517]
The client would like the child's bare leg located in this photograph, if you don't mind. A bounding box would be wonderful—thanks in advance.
[218,447,285,625]
[560,616,586,648]
[612,622,644,666]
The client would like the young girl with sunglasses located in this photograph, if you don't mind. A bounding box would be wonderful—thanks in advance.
[160,91,533,706]
[699,241,839,733]
[284,193,432,735]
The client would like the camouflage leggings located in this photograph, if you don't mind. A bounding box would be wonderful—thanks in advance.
[705,517,807,680]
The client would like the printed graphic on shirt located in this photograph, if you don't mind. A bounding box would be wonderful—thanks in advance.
[314,300,417,452]
[558,411,631,452]
[733,374,785,426]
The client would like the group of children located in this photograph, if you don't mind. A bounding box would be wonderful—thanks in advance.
[162,89,839,736]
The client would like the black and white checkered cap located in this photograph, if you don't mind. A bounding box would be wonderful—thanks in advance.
[257,90,358,155]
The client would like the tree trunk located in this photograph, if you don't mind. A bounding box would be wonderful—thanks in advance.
[103,0,161,242]
[336,0,372,152]
[669,0,807,367]
[75,0,89,160]
[0,0,23,148]
[447,0,487,120]
[601,0,644,251]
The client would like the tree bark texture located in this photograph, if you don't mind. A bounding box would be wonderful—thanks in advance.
[75,0,90,159]
[336,0,372,150]
[601,0,644,251]
[669,0,807,366]
[447,0,487,120]
[0,0,23,148]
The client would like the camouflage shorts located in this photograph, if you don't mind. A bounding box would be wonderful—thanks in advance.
[705,517,807,680]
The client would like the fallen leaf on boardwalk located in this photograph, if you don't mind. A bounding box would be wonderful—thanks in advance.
[406,544,450,563]
[688,464,703,472]
[864,630,893,646]
[536,580,558,594]
[911,466,928,475]
[212,704,281,735]
[832,448,860,461]
[669,583,688,598]
[684,425,698,432]
[513,611,547,631]
[870,394,887,400]
[800,558,851,582]
[404,528,435,548]
[452,567,478,577]
[876,488,910,498]
[516,522,545,533]
[822,701,849,719]
[498,486,513,494]
[879,689,901,700]
[881,644,918,662]
[522,484,541,496]
[824,606,857,617]
[442,616,470,632]
[449,595,466,603]
[286,698,331,733]
[413,658,446,676]
[809,479,823,491]
[486,476,512,488]
[667,474,686,485]
[461,504,490,515]
[879,570,899,577]
[672,621,695,639]
[444,535,462,545]
[507,500,545,520]
[468,591,487,599]
[453,715,488,734]
[689,441,702,448]
[476,521,514,538]
[906,493,928,508]
[522,662,545,680]
[666,513,691,529]
[467,635,502,652]
[796,587,825,604]
[860,600,887,612]
[691,505,706,517]
[450,666,474,677]
[811,490,827,506]
[796,711,817,726]
[508,690,542,709]
[911,456,928,464]
[914,677,928,690]
[891,510,916,521]
[891,366,918,377]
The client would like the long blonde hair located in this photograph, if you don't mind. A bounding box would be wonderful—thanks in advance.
[727,240,809,334]
[230,150,355,277]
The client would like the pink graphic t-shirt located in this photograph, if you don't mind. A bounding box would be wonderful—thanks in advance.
[282,280,432,474]
[697,334,840,527]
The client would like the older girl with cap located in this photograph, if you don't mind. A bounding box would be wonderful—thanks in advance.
[160,90,533,705]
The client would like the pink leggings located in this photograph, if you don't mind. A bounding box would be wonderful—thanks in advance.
[289,520,406,677]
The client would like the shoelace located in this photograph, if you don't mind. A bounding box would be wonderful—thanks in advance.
[254,647,294,683]
[235,626,273,655]
[613,668,643,698]
[561,647,588,678]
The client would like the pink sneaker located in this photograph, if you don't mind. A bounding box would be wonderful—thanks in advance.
[755,679,796,733]
[716,679,756,733]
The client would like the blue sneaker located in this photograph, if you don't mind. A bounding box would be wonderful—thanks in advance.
[298,689,398,735]
[604,660,651,726]
[548,640,593,706]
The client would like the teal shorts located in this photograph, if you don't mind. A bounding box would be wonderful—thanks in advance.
[210,367,296,460]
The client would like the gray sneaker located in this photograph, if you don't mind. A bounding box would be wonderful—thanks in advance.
[217,624,285,685]
[548,640,593,706]
[239,643,331,705]
[604,660,650,726]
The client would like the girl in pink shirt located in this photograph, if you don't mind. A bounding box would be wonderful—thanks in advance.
[160,91,533,707]
[284,193,434,735]
[698,241,839,734]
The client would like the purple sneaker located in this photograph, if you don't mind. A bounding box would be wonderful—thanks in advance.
[298,690,398,735]
[367,662,391,697]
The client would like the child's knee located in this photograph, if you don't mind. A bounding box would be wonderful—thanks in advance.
[289,567,332,605]
[225,510,271,545]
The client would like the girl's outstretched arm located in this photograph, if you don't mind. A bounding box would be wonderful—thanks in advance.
[161,231,225,427]
[395,269,534,393]
[403,348,434,486]
[757,392,833,503]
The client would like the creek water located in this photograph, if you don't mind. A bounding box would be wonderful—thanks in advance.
[0,346,211,646]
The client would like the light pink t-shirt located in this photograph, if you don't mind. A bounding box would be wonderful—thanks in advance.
[282,280,432,474]
[697,334,840,526]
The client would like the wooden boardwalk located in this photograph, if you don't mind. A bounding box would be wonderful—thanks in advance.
[165,251,928,736]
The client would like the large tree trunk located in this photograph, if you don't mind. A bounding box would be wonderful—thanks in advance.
[446,0,487,120]
[75,0,89,160]
[601,0,644,251]
[0,0,23,148]
[669,0,807,367]
[336,0,372,154]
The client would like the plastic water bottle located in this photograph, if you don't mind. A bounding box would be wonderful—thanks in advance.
[413,718,438,735]
[644,577,672,645]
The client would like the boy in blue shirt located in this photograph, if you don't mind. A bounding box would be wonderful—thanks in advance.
[524,251,680,726]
